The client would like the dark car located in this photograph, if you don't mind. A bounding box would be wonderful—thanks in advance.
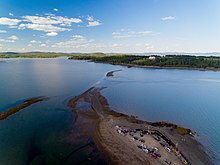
[154,152,161,157]
[137,145,143,149]
[140,132,144,137]
[153,135,160,141]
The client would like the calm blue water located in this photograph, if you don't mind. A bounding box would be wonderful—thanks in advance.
[0,58,220,164]
[0,58,120,165]
[102,67,220,164]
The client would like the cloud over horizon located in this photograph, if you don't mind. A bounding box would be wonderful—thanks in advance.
[161,16,176,21]
[112,30,154,38]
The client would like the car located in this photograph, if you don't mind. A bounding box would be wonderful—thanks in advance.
[165,147,171,152]
[139,139,145,143]
[164,159,171,165]
[138,145,143,149]
[143,148,149,153]
[129,132,134,136]
[160,141,167,147]
[153,135,160,141]
[134,136,139,140]
[147,148,154,153]
[142,144,147,149]
[154,152,161,157]
[150,153,157,159]
[152,147,159,152]
[140,132,144,137]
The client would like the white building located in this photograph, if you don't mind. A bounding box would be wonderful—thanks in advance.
[149,56,156,60]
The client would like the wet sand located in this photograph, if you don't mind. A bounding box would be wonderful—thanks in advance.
[68,85,213,165]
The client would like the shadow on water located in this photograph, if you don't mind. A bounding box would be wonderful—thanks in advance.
[27,135,45,165]
[26,135,107,165]
[62,138,108,165]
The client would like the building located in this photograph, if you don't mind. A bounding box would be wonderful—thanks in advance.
[149,56,156,60]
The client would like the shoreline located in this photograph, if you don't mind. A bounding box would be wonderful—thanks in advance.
[1,56,220,71]
[68,84,213,165]
[96,61,220,72]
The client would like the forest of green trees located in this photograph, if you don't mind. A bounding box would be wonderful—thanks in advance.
[69,54,220,69]
[0,52,73,58]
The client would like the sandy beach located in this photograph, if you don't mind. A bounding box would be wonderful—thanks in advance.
[67,71,213,165]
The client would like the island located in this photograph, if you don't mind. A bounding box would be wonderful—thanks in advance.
[0,97,49,120]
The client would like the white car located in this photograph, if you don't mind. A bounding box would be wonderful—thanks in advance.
[165,147,171,152]
[152,147,159,152]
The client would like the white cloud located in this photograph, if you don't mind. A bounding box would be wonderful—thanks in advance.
[0,39,15,43]
[22,16,60,25]
[52,39,154,53]
[9,13,14,16]
[161,16,175,21]
[8,25,18,29]
[86,16,94,21]
[39,43,46,47]
[18,23,70,32]
[8,35,18,40]
[54,16,82,26]
[53,8,58,12]
[112,30,154,38]
[0,35,18,43]
[87,20,102,27]
[86,16,102,27]
[46,32,58,37]
[22,15,82,26]
[0,30,7,33]
[30,40,42,44]
[52,35,92,48]
[30,40,37,43]
[0,17,21,26]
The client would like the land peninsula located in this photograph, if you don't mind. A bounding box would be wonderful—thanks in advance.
[67,70,213,165]
[69,53,220,71]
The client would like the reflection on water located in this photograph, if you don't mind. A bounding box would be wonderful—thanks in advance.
[0,58,121,165]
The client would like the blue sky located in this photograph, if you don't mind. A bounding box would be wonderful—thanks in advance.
[0,0,220,53]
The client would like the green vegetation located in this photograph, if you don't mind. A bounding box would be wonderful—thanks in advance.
[69,54,220,70]
[0,52,74,58]
[150,121,192,135]
[176,127,191,135]
[0,97,49,120]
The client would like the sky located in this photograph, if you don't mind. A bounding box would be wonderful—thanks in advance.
[0,0,220,53]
